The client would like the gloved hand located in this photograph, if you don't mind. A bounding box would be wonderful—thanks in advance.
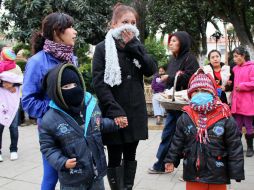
[217,88,222,97]
[235,179,241,182]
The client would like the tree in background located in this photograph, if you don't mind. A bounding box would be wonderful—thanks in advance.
[208,0,254,50]
[0,0,116,46]
[146,0,214,56]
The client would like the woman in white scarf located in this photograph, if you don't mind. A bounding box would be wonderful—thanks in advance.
[92,3,157,190]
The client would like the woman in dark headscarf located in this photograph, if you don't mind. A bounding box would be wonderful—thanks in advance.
[148,31,199,174]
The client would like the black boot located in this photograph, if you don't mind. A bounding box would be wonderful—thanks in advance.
[107,166,124,190]
[123,160,137,190]
[245,134,254,157]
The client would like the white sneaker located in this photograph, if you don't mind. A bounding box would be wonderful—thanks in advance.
[0,154,3,162]
[10,152,18,161]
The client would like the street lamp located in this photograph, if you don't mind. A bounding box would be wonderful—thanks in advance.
[211,31,223,50]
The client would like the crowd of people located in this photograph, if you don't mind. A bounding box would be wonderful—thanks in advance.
[0,2,253,190]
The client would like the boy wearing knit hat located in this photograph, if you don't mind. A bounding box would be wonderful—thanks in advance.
[164,69,244,190]
[39,63,119,189]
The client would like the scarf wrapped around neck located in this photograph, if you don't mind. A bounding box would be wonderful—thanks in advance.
[190,98,217,144]
[104,24,140,87]
[43,39,74,63]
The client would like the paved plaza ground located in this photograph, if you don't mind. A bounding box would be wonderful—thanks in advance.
[0,120,254,190]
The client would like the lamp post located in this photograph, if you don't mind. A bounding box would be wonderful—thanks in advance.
[211,31,223,50]
[223,21,228,65]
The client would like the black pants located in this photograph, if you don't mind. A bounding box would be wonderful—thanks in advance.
[107,141,139,168]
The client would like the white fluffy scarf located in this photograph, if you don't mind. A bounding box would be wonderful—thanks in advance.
[104,24,140,87]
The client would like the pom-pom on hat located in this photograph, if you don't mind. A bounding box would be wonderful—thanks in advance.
[1,48,16,61]
[187,68,217,99]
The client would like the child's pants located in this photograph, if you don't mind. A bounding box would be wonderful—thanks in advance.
[186,182,226,190]
[233,114,254,135]
[0,111,19,154]
[152,93,165,116]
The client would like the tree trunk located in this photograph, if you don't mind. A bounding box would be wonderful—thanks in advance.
[132,0,146,43]
[229,14,254,50]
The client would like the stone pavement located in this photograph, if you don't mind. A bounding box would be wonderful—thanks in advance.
[0,121,254,190]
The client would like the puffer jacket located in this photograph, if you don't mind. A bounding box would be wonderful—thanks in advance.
[39,92,114,186]
[165,105,245,184]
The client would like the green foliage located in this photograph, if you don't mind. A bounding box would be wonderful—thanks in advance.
[78,61,93,93]
[144,36,168,67]
[0,42,6,51]
[1,0,117,45]
[16,60,26,72]
[146,0,213,55]
[12,42,30,54]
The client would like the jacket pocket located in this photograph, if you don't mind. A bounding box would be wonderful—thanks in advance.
[207,149,228,179]
[59,164,94,186]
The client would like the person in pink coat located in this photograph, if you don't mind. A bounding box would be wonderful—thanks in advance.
[231,46,254,157]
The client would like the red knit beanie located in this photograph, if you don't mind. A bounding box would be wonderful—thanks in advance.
[187,68,217,99]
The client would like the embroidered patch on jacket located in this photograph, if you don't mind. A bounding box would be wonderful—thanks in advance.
[92,111,101,131]
[56,123,72,136]
[184,125,193,135]
[215,161,224,167]
[213,126,224,136]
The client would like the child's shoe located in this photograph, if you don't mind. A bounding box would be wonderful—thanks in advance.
[10,152,18,160]
[0,154,3,162]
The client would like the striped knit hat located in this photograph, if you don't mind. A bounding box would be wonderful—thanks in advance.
[1,48,16,61]
[187,68,217,99]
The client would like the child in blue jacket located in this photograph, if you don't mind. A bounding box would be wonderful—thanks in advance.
[39,63,119,190]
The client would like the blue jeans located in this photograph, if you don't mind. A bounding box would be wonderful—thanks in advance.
[60,178,105,190]
[0,111,19,154]
[41,154,58,190]
[153,110,182,171]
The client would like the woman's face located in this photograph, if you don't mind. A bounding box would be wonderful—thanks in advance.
[112,12,136,28]
[233,53,245,66]
[169,36,180,55]
[209,51,221,68]
[158,68,166,75]
[54,27,77,46]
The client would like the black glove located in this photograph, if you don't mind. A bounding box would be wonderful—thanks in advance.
[235,179,241,182]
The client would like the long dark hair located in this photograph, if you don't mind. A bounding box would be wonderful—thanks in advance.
[31,12,74,55]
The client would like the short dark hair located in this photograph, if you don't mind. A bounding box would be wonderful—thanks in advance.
[233,46,250,61]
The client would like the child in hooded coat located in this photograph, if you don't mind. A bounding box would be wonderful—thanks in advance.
[0,48,23,162]
[164,69,244,190]
[39,63,119,190]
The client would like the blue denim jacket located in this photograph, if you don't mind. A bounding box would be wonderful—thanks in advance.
[21,50,77,125]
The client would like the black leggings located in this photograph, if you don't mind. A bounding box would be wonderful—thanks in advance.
[107,141,139,168]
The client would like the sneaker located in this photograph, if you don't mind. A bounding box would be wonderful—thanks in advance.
[10,152,18,161]
[0,154,3,162]
[148,167,169,174]
[178,175,185,182]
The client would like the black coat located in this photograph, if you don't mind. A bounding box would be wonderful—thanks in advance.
[92,37,157,144]
[164,113,245,184]
[166,31,199,91]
